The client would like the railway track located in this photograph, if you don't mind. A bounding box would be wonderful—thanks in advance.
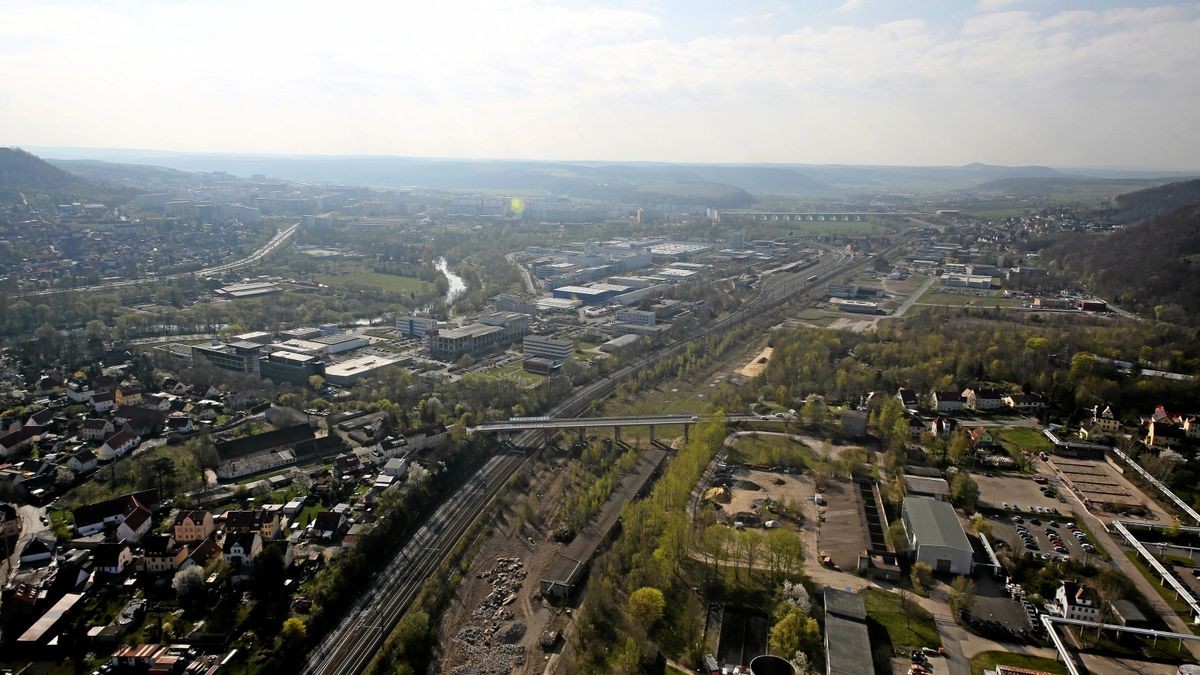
[302,239,897,674]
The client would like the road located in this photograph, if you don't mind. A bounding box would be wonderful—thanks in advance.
[506,252,538,294]
[302,233,908,674]
[14,223,299,298]
[1,504,49,589]
[891,275,936,319]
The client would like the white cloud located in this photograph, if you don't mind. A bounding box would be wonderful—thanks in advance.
[834,0,864,12]
[974,0,1025,11]
[1,1,1198,168]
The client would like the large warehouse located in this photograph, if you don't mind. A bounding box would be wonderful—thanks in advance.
[901,496,973,575]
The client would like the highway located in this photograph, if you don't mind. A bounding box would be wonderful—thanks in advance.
[14,223,299,298]
[300,237,886,675]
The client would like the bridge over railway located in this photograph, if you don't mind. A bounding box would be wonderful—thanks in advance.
[471,412,782,443]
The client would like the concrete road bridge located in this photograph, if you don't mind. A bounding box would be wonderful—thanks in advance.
[471,412,784,443]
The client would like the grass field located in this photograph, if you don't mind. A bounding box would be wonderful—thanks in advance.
[968,651,1066,675]
[862,589,941,651]
[486,360,547,386]
[727,434,817,470]
[915,284,1020,308]
[996,426,1052,454]
[316,269,432,294]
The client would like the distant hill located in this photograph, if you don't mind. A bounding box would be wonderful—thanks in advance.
[34,148,1155,196]
[48,158,196,191]
[1103,178,1200,223]
[1045,196,1200,322]
[971,176,1171,196]
[0,147,91,197]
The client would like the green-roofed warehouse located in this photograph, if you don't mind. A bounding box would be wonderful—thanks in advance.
[902,496,973,575]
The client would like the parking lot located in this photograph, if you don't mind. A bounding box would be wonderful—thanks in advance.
[975,472,1066,513]
[986,513,1101,563]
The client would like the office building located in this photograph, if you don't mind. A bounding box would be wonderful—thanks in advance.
[616,308,656,326]
[523,335,574,362]
[396,316,439,337]
[191,341,262,375]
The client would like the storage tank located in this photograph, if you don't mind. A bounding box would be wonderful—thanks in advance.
[749,655,795,675]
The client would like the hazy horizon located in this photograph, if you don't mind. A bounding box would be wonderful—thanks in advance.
[18,144,1200,174]
[4,1,1199,169]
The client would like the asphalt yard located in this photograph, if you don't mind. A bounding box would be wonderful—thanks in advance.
[974,472,1065,512]
[816,478,868,571]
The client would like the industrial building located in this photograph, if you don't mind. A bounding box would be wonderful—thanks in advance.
[216,281,282,299]
[535,297,582,313]
[552,283,630,305]
[523,335,574,362]
[269,333,367,358]
[901,496,973,575]
[600,333,641,353]
[648,242,711,259]
[325,354,410,386]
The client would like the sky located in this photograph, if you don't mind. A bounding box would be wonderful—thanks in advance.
[2,0,1199,169]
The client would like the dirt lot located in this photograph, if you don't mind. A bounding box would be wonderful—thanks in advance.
[719,469,814,519]
[816,478,869,571]
[975,472,1066,512]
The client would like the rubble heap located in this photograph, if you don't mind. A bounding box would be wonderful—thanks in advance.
[451,557,528,674]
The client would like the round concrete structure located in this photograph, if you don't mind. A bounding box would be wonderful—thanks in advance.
[749,654,795,675]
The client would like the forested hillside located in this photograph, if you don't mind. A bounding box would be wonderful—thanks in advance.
[0,147,91,198]
[1045,202,1200,323]
[1104,178,1200,223]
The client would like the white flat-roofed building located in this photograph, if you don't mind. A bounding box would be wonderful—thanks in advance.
[216,281,282,298]
[270,339,329,357]
[607,276,655,289]
[653,267,698,281]
[523,335,574,362]
[233,331,274,345]
[941,273,995,289]
[648,242,712,259]
[311,332,369,354]
[324,354,409,386]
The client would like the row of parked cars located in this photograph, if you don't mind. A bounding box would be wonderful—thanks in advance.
[1011,517,1097,556]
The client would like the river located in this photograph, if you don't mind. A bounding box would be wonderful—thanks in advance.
[436,257,467,304]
